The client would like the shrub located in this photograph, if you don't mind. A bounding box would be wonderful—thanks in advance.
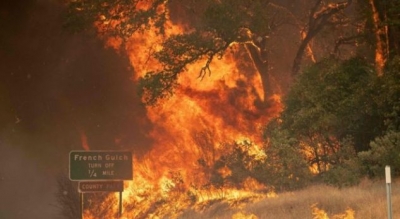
[358,131,400,177]
[261,126,312,191]
[320,137,362,187]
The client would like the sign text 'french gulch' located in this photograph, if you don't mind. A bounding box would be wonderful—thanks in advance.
[69,151,133,181]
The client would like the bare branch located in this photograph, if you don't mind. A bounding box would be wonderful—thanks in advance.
[198,54,214,80]
[292,0,353,76]
[333,35,362,56]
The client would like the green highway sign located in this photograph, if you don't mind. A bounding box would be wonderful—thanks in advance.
[69,151,133,181]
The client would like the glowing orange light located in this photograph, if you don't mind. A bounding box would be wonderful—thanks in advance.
[79,129,90,151]
[83,1,284,217]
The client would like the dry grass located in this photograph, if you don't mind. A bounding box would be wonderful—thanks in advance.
[178,178,400,219]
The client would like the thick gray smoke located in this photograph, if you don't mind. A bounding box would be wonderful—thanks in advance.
[0,0,152,217]
[0,142,57,218]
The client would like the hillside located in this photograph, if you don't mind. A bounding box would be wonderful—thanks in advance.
[178,179,399,219]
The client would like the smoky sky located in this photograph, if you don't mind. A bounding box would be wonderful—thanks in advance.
[1,0,152,217]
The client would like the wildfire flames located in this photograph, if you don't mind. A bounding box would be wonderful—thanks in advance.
[311,204,355,219]
[83,1,283,218]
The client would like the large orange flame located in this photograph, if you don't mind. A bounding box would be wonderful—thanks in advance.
[85,1,283,217]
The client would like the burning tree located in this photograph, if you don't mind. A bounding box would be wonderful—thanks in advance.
[64,0,355,106]
[279,57,374,185]
[58,0,400,217]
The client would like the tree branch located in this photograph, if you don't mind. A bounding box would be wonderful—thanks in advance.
[292,0,352,76]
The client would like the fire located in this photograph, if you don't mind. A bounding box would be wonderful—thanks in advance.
[83,1,284,217]
[311,204,355,219]
[312,204,329,219]
[79,129,90,151]
[232,212,258,219]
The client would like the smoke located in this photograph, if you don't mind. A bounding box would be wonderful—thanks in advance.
[0,0,336,217]
[0,142,57,218]
[0,0,154,217]
[1,0,154,158]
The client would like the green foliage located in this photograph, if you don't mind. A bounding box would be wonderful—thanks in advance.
[202,0,271,40]
[139,0,276,105]
[63,0,167,37]
[264,122,360,189]
[208,130,312,192]
[155,33,222,70]
[359,131,400,177]
[386,0,400,27]
[261,124,311,191]
[357,0,400,57]
[279,57,384,185]
[280,55,400,183]
[377,57,400,131]
[319,137,362,187]
[282,57,381,152]
[138,28,235,105]
[210,141,256,188]
[203,1,243,40]
[138,70,178,106]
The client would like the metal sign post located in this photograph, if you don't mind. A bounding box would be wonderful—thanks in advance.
[385,165,392,219]
[119,191,123,217]
[70,151,133,218]
[80,193,84,219]
[78,181,124,217]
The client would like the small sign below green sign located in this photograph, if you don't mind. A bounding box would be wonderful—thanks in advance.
[79,181,124,193]
[69,151,133,181]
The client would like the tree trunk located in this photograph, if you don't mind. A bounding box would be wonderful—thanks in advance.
[291,0,353,76]
[292,32,319,76]
[245,43,275,108]
[369,0,387,76]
